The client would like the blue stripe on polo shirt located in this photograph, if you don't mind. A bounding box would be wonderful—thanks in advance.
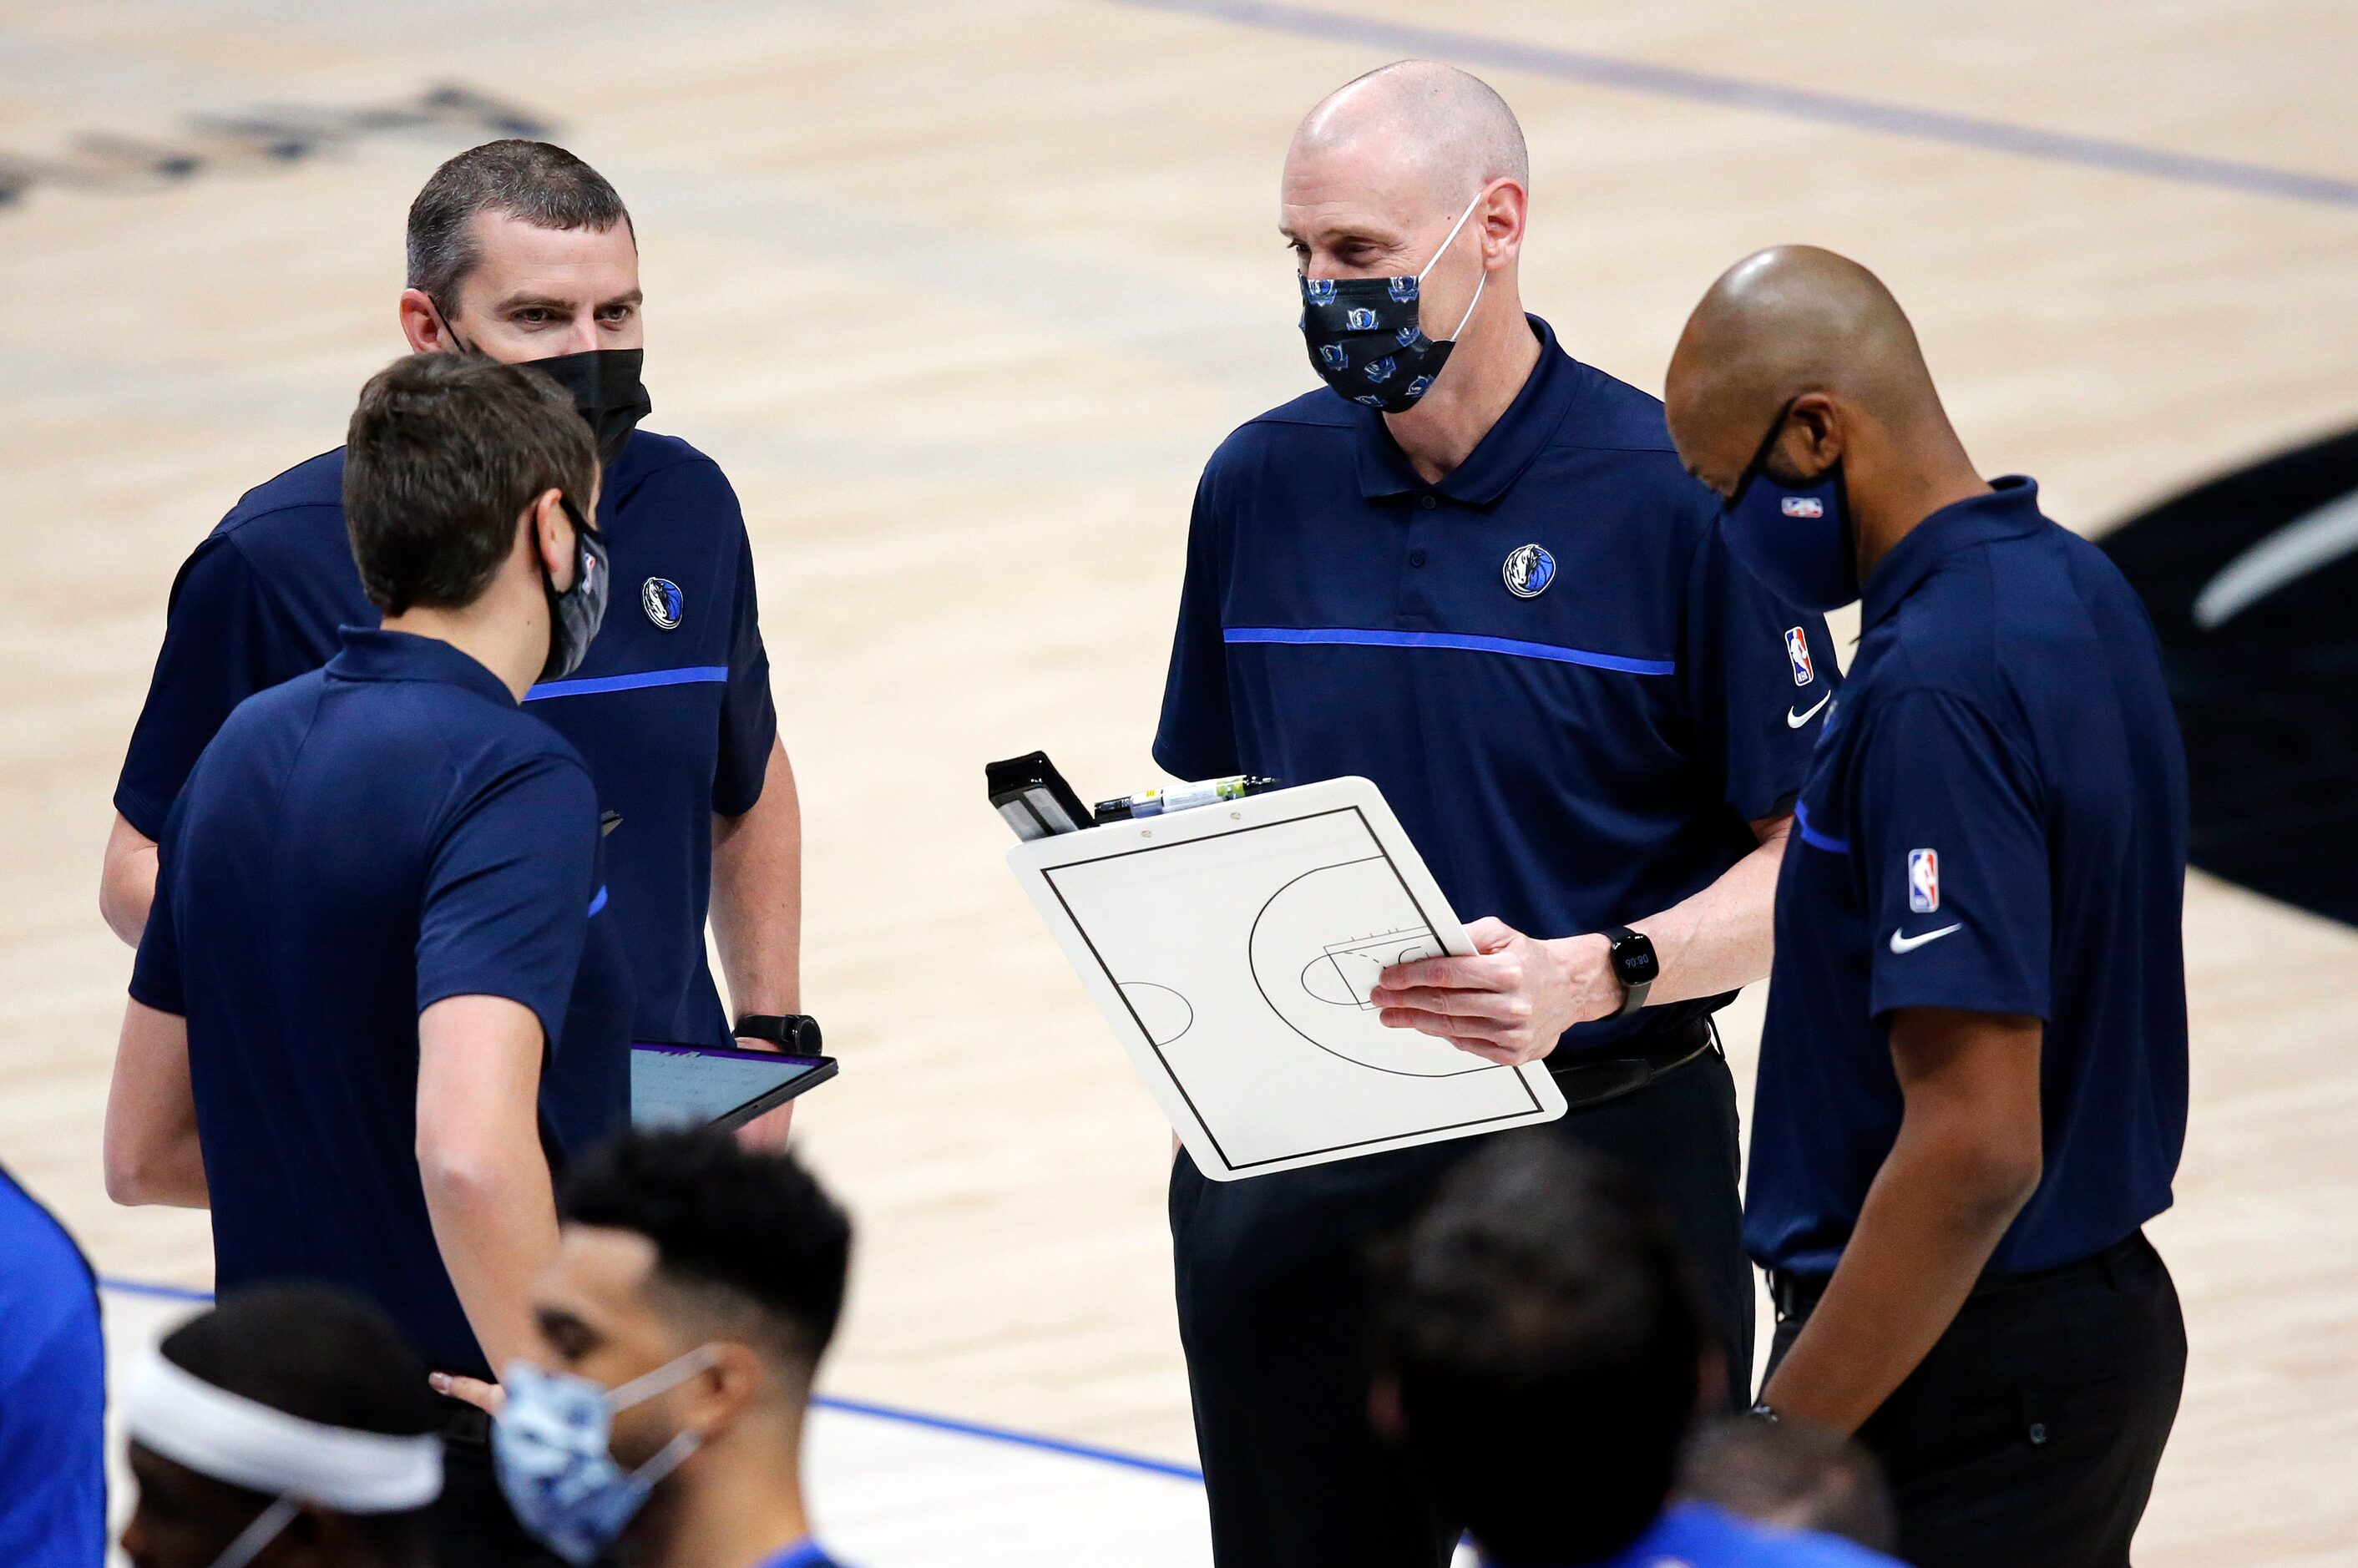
[1223,625,1676,676]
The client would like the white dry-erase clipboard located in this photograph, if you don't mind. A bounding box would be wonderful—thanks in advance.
[1009,776,1566,1180]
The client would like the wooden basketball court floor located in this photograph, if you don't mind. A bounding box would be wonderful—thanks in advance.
[4,1,2355,1560]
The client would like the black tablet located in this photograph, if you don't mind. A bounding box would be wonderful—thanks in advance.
[630,1043,837,1133]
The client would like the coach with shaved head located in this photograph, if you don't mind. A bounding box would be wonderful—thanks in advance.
[1156,64,1839,1566]
[1666,248,2188,1566]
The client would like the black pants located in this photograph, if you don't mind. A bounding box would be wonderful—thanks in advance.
[1170,1045,1752,1568]
[434,1405,569,1568]
[1768,1232,2186,1568]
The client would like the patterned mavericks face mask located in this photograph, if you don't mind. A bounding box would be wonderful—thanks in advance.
[1298,196,1486,413]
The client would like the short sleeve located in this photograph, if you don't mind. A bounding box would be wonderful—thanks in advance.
[127,799,189,1017]
[1682,518,1840,822]
[114,537,303,838]
[415,755,602,1048]
[1855,690,2051,1021]
[712,501,778,818]
[1152,469,1242,781]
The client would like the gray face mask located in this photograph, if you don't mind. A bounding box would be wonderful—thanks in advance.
[542,496,612,683]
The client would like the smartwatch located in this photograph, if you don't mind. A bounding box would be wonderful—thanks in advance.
[731,1014,825,1054]
[1603,927,1658,1018]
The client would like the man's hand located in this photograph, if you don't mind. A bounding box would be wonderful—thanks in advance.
[1370,918,1623,1065]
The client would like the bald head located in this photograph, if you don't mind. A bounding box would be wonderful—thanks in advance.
[1293,60,1530,201]
[1664,245,1950,495]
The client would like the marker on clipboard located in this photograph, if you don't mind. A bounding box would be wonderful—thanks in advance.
[986,751,1096,841]
[1093,774,1280,823]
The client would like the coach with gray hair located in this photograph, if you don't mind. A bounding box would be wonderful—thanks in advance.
[1154,62,1838,1566]
[108,352,628,1568]
[103,139,808,1146]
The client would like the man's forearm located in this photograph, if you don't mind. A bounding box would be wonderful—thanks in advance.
[1625,817,1789,1005]
[421,1150,559,1378]
[1762,1009,2043,1430]
[100,813,159,948]
[711,738,802,1018]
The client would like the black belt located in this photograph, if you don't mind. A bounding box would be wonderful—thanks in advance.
[1769,1228,2150,1322]
[1547,1015,1718,1111]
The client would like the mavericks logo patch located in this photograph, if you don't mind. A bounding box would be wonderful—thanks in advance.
[1502,543,1556,599]
[641,577,684,630]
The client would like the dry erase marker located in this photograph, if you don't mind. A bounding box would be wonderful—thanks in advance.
[1094,775,1281,823]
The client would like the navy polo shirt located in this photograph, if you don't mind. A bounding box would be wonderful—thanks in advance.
[1744,479,2189,1277]
[116,428,777,1047]
[1157,316,1838,1055]
[129,630,630,1379]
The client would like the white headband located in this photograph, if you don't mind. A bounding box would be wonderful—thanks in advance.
[122,1346,443,1513]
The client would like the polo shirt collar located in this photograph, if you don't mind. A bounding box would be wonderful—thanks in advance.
[1354,314,1581,505]
[1861,474,2047,629]
[326,627,519,708]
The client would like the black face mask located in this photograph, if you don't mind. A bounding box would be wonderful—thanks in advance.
[1297,196,1485,413]
[528,348,651,468]
[429,306,651,466]
[544,497,612,683]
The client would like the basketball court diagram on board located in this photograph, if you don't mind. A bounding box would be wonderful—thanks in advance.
[1013,781,1565,1179]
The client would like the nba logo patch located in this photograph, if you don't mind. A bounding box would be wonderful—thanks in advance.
[1785,626,1814,686]
[1908,848,1940,913]
[1783,496,1824,518]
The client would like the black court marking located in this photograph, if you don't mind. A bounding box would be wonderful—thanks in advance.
[1114,0,2358,212]
[2101,423,2358,928]
[1040,805,1541,1171]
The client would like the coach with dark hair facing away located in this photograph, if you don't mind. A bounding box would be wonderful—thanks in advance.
[1156,61,1836,1566]
[434,1127,852,1568]
[119,1284,444,1568]
[107,352,630,1568]
[102,139,807,1141]
[1372,1137,1898,1568]
[1665,246,2189,1567]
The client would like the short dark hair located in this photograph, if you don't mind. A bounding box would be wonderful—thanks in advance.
[1679,1417,1898,1552]
[406,139,633,316]
[342,352,596,615]
[561,1129,853,1373]
[1371,1136,1704,1564]
[156,1284,438,1554]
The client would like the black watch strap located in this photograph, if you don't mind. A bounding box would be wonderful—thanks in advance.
[1605,926,1656,1019]
[732,1014,824,1054]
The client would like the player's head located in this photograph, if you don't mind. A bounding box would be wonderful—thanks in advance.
[400,139,641,362]
[1371,1135,1706,1565]
[494,1129,853,1565]
[343,351,599,620]
[1663,244,1951,503]
[1679,1416,1899,1552]
[119,1285,442,1568]
[1282,62,1529,378]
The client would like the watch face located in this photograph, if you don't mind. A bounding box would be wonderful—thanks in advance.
[1616,938,1660,985]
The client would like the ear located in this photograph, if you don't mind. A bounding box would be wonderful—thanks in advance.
[527,489,573,589]
[398,288,453,355]
[1476,177,1528,270]
[689,1341,771,1435]
[1781,391,1846,470]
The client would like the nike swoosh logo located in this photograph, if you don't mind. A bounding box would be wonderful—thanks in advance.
[1787,693,1833,728]
[1888,923,1962,954]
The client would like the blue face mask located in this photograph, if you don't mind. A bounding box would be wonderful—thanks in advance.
[1718,402,1860,611]
[1298,196,1486,413]
[493,1348,717,1567]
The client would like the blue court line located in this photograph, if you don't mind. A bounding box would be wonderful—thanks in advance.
[524,665,727,701]
[94,1277,1205,1486]
[1113,0,2358,212]
[1227,625,1674,675]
